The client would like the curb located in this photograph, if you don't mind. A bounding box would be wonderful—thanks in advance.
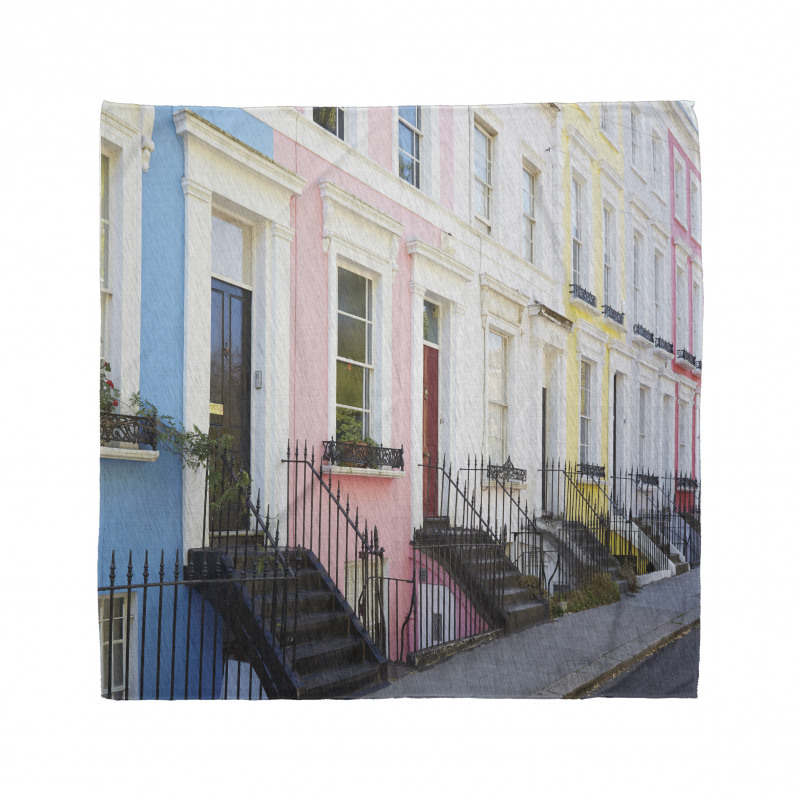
[527,608,701,699]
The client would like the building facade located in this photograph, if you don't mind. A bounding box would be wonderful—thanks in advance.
[99,101,702,699]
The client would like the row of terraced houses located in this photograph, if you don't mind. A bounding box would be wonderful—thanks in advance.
[99,101,702,699]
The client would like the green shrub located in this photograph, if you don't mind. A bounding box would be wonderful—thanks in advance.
[548,572,620,618]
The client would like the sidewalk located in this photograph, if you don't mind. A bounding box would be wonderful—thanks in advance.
[366,568,700,699]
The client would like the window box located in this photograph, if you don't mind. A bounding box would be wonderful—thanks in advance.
[632,323,655,347]
[653,336,674,358]
[692,359,702,376]
[602,304,625,327]
[570,283,599,314]
[100,412,158,449]
[322,439,404,471]
[676,349,697,369]
[487,457,527,484]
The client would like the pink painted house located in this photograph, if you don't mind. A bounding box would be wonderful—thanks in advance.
[668,118,702,481]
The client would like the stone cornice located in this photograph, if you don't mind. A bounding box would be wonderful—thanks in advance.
[479,273,529,309]
[181,177,213,203]
[271,221,295,243]
[101,107,140,141]
[319,179,404,238]
[674,237,693,266]
[407,238,474,282]
[566,125,598,165]
[608,338,637,360]
[528,302,573,330]
[599,160,625,194]
[174,108,306,197]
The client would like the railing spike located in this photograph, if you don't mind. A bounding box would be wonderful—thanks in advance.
[143,550,150,581]
[127,551,133,583]
[109,550,116,585]
[159,550,165,582]
[174,549,181,580]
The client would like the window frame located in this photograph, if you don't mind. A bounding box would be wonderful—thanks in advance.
[98,593,137,700]
[335,265,374,441]
[602,203,616,308]
[631,106,642,171]
[639,385,648,466]
[522,164,537,264]
[579,360,592,465]
[633,230,643,325]
[473,120,494,234]
[398,106,422,189]
[690,175,701,243]
[487,329,509,464]
[313,107,345,141]
[674,153,687,225]
[653,248,664,335]
[571,175,584,286]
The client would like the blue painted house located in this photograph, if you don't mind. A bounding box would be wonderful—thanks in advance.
[99,103,305,698]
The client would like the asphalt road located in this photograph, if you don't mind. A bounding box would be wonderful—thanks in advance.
[582,625,700,699]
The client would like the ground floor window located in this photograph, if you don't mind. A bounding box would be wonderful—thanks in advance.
[98,594,136,699]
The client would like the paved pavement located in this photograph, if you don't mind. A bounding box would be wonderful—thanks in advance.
[365,567,701,699]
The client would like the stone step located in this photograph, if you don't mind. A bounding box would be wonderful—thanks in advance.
[291,634,368,676]
[298,661,386,699]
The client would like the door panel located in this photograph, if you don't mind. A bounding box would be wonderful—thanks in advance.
[210,278,251,530]
[422,345,439,517]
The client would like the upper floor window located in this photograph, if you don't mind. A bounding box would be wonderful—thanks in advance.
[522,166,536,263]
[631,107,642,170]
[654,249,664,334]
[571,177,584,285]
[639,386,648,466]
[600,104,615,142]
[690,177,701,242]
[487,331,508,463]
[652,131,663,194]
[633,232,643,324]
[674,155,687,224]
[602,205,616,305]
[100,153,111,357]
[313,107,345,140]
[473,122,493,233]
[336,267,373,441]
[398,106,421,188]
[580,360,591,464]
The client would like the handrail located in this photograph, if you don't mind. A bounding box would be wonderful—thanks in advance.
[206,453,294,576]
[421,454,495,538]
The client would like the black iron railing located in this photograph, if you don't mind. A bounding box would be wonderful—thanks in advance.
[654,336,674,354]
[321,439,404,470]
[676,349,697,367]
[602,305,625,325]
[100,412,158,450]
[487,456,527,483]
[570,283,597,307]
[98,548,298,700]
[695,359,702,371]
[579,462,606,479]
[284,441,389,655]
[633,323,655,343]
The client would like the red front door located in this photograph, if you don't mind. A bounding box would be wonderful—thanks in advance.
[422,344,439,517]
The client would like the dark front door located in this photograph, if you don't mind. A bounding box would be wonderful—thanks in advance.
[210,278,251,529]
[422,344,439,517]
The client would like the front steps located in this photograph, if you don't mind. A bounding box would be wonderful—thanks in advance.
[415,523,549,634]
[190,538,387,699]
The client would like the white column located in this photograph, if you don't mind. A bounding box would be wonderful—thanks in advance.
[409,281,426,531]
[270,221,295,534]
[181,177,213,556]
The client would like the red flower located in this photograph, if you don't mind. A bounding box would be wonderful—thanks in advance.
[106,380,114,388]
[113,400,118,407]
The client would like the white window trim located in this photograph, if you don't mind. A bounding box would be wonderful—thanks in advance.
[486,327,510,464]
[690,174,702,244]
[673,152,687,226]
[599,103,618,148]
[630,105,644,175]
[98,592,138,699]
[574,322,607,466]
[397,106,422,190]
[320,179,403,447]
[471,113,499,236]
[601,202,618,311]
[100,104,150,408]
[522,162,538,265]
